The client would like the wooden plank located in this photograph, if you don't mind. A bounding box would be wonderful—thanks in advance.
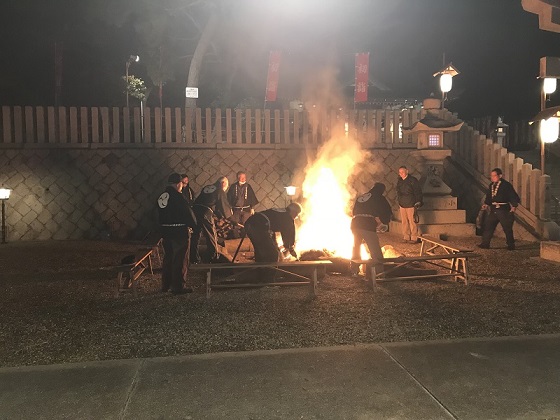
[205,108,212,143]
[100,107,109,143]
[225,108,232,143]
[133,107,141,143]
[80,107,89,144]
[69,107,78,143]
[375,110,383,146]
[310,110,318,144]
[195,108,202,143]
[112,107,120,143]
[13,106,23,143]
[302,111,309,144]
[57,107,66,143]
[165,108,172,143]
[123,107,131,143]
[91,107,99,143]
[174,108,182,143]
[293,111,300,144]
[320,109,328,144]
[393,110,401,145]
[283,110,290,144]
[264,109,271,144]
[254,109,262,144]
[384,110,392,144]
[274,110,281,144]
[36,106,45,143]
[25,106,34,143]
[154,107,162,143]
[245,108,252,143]
[184,108,192,143]
[2,106,12,143]
[235,109,242,144]
[215,108,222,143]
[47,107,56,143]
[144,107,152,143]
[529,169,541,215]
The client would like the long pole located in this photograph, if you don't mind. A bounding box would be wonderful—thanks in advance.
[1,200,6,244]
[541,88,546,175]
[126,62,130,108]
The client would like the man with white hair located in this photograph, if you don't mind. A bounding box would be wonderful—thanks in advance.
[227,171,259,237]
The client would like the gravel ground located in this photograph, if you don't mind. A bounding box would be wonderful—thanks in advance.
[1,234,559,368]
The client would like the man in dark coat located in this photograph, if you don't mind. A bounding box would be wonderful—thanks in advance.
[157,173,197,294]
[180,174,196,205]
[190,176,235,263]
[479,167,520,250]
[227,171,259,237]
[350,182,393,276]
[244,202,302,262]
[396,166,423,243]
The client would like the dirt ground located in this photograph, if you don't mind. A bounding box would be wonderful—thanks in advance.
[1,233,559,368]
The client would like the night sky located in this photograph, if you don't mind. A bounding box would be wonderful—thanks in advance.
[2,0,560,122]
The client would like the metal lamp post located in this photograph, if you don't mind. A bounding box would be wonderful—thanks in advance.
[0,188,12,244]
[125,55,140,108]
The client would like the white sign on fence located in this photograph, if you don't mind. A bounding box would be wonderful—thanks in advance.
[185,87,199,98]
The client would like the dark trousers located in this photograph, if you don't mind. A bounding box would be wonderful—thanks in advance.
[350,228,384,275]
[190,206,218,263]
[230,208,251,239]
[161,226,190,292]
[481,207,515,247]
[245,214,280,263]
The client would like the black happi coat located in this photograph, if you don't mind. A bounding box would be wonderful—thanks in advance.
[351,187,392,232]
[484,179,520,207]
[194,183,233,219]
[227,182,259,209]
[259,208,296,249]
[157,186,197,227]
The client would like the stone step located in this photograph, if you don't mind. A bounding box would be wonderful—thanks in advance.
[421,196,458,210]
[389,220,476,237]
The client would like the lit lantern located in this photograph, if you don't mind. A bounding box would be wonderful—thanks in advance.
[285,186,297,196]
[543,77,557,95]
[0,188,11,200]
[540,117,559,143]
[439,73,453,93]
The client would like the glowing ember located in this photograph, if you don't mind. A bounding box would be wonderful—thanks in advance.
[296,134,369,259]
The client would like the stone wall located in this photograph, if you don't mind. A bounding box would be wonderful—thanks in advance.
[0,147,424,241]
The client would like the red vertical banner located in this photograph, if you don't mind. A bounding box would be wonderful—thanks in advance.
[354,52,369,103]
[265,50,282,102]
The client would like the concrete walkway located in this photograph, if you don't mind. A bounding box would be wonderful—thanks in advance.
[1,334,560,420]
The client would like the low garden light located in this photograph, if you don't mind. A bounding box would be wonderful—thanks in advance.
[0,187,12,244]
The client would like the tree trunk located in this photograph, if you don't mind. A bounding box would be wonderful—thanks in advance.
[185,10,218,108]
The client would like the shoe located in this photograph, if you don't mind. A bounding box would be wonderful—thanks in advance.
[477,244,490,249]
[412,238,421,244]
[171,288,193,295]
[507,245,515,251]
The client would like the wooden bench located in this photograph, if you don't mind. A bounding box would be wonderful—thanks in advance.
[190,260,332,298]
[102,239,163,297]
[352,238,478,290]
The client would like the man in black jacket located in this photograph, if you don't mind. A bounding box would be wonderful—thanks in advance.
[244,202,302,262]
[479,168,520,250]
[227,171,259,237]
[157,173,197,294]
[396,166,423,243]
[180,174,196,205]
[190,176,235,263]
[350,183,392,276]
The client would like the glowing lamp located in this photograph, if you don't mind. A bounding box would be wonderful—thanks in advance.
[285,186,297,196]
[129,55,140,63]
[0,188,11,200]
[439,73,453,93]
[540,117,559,144]
[543,77,557,95]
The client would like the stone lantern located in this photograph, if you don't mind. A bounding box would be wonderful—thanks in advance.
[495,116,508,147]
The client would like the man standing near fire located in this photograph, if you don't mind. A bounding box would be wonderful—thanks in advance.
[478,167,520,250]
[244,202,302,262]
[350,182,392,277]
[180,173,196,205]
[227,171,259,238]
[397,165,423,243]
[157,173,197,294]
[190,176,235,263]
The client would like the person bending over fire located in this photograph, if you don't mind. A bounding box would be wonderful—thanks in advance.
[244,202,302,262]
[350,182,393,277]
[190,176,237,263]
